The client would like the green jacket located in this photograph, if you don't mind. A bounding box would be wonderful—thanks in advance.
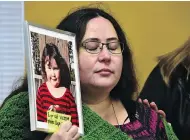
[0,92,178,140]
[0,92,32,139]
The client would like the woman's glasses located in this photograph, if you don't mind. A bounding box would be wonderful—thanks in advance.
[81,41,124,54]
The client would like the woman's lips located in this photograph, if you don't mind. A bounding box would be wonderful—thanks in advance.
[95,68,113,76]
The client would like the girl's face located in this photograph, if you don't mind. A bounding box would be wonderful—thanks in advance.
[79,17,123,91]
[45,57,60,88]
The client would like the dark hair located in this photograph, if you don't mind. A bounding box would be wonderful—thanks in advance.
[57,7,138,100]
[41,43,71,88]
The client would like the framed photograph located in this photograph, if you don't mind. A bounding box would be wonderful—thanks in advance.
[24,21,83,135]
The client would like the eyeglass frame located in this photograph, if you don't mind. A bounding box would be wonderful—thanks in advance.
[80,40,125,54]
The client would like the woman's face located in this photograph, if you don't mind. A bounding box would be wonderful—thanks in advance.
[45,57,60,88]
[79,16,123,91]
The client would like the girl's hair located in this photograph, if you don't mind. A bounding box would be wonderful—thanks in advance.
[158,38,190,86]
[41,43,71,88]
[57,6,138,100]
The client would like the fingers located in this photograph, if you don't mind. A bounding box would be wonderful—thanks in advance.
[48,121,80,140]
[149,102,166,119]
[59,121,72,133]
[157,110,166,118]
[44,134,52,140]
[72,130,81,140]
[66,125,79,139]
[138,98,150,107]
[59,122,79,140]
[138,98,142,103]
[142,99,150,107]
[139,99,167,119]
[149,102,158,111]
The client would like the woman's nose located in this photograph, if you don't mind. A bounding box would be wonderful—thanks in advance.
[98,46,111,62]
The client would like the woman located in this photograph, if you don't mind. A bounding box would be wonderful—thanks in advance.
[0,6,177,140]
[140,38,190,140]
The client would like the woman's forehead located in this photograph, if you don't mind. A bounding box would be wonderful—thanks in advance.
[82,16,118,41]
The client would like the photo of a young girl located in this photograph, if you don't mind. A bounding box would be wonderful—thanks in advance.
[36,43,79,127]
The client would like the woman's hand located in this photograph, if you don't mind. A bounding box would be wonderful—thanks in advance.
[138,98,166,118]
[45,121,80,140]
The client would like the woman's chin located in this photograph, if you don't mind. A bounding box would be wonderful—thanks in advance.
[92,81,117,90]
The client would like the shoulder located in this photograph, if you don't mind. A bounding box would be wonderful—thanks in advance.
[0,91,29,117]
[1,92,29,109]
[0,92,31,139]
[148,64,162,80]
[171,64,187,81]
[136,102,157,119]
[125,102,171,139]
[141,64,164,92]
[135,102,164,130]
[122,100,163,127]
[139,64,167,100]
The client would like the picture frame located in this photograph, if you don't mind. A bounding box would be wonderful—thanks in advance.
[24,21,83,135]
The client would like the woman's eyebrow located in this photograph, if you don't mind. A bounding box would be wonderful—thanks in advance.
[106,37,118,42]
[83,37,118,42]
[83,38,99,42]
